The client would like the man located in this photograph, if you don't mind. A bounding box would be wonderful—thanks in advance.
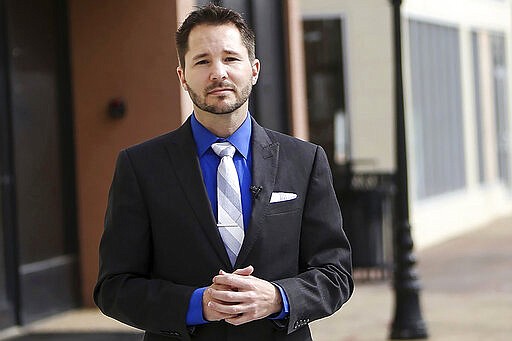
[94,4,353,341]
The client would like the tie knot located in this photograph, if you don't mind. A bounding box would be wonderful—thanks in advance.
[211,142,236,158]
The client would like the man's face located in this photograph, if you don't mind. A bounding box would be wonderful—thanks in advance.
[177,24,260,115]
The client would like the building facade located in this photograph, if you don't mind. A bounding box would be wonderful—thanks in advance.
[299,0,512,249]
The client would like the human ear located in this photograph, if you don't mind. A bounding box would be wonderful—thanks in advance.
[176,66,188,91]
[251,59,260,85]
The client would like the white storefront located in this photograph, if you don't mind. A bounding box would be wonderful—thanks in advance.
[299,0,512,249]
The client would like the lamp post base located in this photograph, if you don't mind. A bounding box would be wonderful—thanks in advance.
[390,289,429,339]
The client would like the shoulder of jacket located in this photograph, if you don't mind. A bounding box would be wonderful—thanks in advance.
[123,122,188,155]
[123,132,169,154]
[263,128,318,151]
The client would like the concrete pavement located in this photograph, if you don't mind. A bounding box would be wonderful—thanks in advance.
[1,214,510,340]
[310,213,512,340]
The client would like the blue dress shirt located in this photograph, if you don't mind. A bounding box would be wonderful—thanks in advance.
[191,112,253,230]
[186,113,289,325]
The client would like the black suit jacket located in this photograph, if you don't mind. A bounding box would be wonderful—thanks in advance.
[94,117,353,341]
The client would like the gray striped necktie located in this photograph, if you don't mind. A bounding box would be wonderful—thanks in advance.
[211,142,244,266]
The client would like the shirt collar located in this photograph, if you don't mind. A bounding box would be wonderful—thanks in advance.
[190,112,252,159]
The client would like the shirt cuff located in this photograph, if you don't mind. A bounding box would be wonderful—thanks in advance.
[268,283,290,320]
[186,287,209,326]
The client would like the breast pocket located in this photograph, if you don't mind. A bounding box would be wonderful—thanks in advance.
[266,201,301,216]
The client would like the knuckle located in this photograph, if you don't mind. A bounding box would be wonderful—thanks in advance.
[249,304,259,315]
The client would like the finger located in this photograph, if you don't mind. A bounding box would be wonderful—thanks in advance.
[213,273,252,289]
[210,283,232,291]
[205,287,239,307]
[207,300,249,315]
[232,265,254,276]
[203,305,239,322]
[204,288,240,321]
[225,313,254,326]
[219,266,253,277]
[204,309,237,321]
[209,288,246,303]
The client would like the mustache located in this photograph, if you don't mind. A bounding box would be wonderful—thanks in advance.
[206,81,236,92]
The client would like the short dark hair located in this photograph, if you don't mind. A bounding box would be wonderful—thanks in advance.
[175,4,256,67]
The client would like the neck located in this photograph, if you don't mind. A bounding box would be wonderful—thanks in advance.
[194,106,248,138]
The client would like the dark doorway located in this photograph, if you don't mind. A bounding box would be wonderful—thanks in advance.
[0,0,79,327]
[303,17,348,167]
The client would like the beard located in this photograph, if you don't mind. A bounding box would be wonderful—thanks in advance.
[187,80,253,115]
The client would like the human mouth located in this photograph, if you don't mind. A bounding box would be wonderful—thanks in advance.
[207,87,234,95]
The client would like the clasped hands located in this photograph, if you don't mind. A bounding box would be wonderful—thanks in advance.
[202,265,283,325]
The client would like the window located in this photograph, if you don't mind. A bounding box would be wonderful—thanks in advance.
[409,20,466,198]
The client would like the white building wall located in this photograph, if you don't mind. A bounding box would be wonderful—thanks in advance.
[299,0,512,249]
[403,0,512,248]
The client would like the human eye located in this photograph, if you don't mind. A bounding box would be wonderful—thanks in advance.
[225,56,241,62]
[194,59,209,66]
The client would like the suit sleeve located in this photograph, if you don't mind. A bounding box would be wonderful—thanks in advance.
[94,150,194,339]
[274,146,354,334]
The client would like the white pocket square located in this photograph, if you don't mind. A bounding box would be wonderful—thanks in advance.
[270,192,297,203]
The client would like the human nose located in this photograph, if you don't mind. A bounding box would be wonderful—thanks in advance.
[209,61,227,81]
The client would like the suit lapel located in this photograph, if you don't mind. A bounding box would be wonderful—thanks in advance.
[235,119,279,267]
[163,119,231,269]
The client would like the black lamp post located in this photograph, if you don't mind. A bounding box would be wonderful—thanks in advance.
[389,0,428,339]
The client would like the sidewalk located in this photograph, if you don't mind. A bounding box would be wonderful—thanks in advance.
[310,213,512,340]
[2,214,511,340]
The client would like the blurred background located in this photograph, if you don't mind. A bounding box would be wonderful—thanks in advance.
[0,0,510,340]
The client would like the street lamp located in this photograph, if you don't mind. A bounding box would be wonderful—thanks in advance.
[389,0,428,339]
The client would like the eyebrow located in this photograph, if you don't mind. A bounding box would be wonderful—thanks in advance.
[224,49,242,56]
[191,50,243,61]
[191,53,209,62]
